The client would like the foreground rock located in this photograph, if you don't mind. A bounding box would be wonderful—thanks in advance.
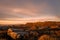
[38,35,58,40]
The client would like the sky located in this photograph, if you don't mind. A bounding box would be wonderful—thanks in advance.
[0,0,60,24]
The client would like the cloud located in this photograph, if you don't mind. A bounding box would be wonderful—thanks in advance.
[0,16,60,24]
[0,0,60,24]
[0,1,55,18]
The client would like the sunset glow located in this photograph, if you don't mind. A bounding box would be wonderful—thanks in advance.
[0,0,60,24]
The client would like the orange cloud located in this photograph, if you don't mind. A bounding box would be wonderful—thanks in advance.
[0,16,60,24]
